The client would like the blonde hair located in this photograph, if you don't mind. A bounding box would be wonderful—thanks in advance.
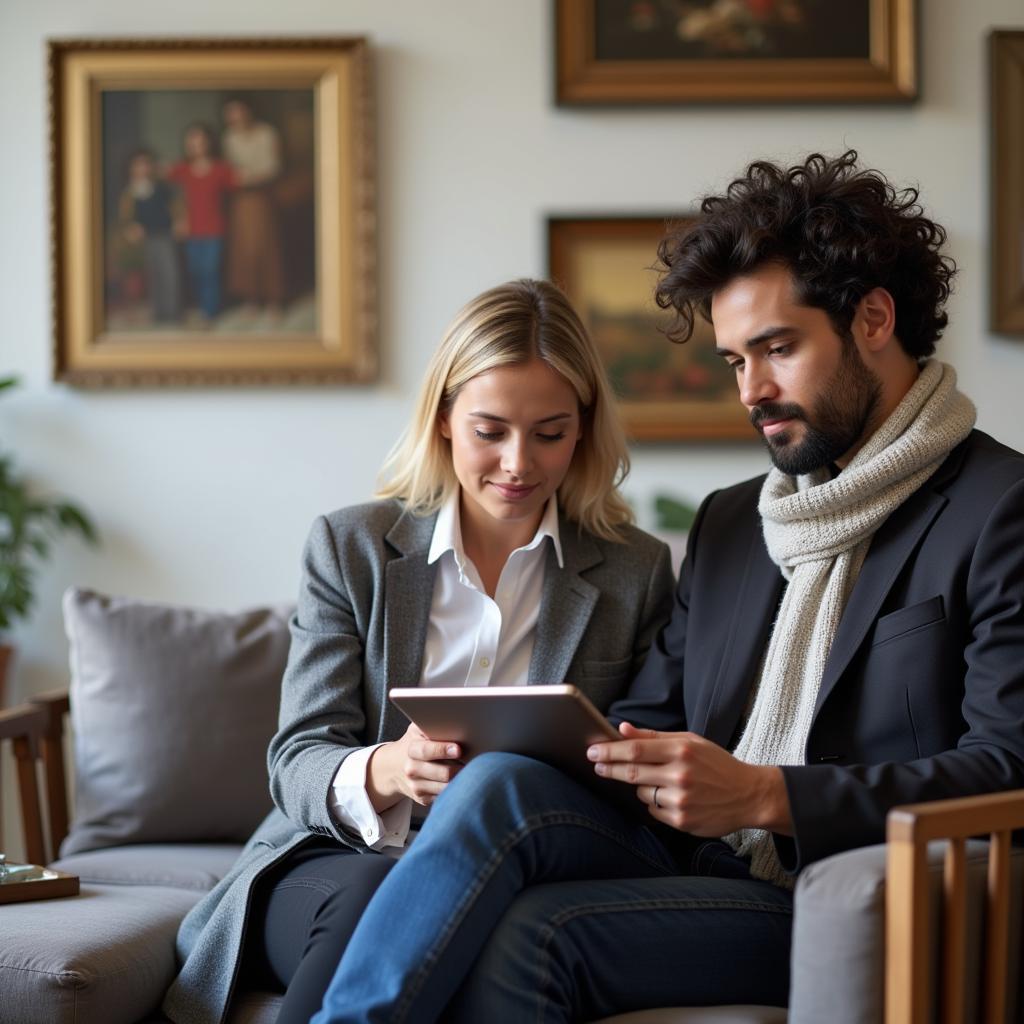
[377,279,634,540]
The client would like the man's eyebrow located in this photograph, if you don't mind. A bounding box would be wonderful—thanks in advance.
[468,412,573,425]
[715,325,796,357]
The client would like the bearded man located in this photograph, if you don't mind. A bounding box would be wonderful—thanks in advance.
[310,151,1024,1024]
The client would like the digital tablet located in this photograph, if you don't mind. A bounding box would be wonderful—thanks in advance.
[388,684,623,789]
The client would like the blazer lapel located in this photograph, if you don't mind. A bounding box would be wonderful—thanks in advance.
[376,509,439,742]
[528,520,602,684]
[700,526,784,748]
[813,440,970,717]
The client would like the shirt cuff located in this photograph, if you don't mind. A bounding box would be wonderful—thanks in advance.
[329,743,412,850]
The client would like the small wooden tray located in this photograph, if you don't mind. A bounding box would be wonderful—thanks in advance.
[0,863,79,904]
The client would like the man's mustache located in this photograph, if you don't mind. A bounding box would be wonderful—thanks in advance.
[749,403,806,430]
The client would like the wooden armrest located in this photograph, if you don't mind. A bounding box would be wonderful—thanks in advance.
[889,789,1024,841]
[28,690,71,718]
[0,701,48,743]
[885,789,1024,1024]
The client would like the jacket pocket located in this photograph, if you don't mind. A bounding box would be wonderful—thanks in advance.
[872,595,945,647]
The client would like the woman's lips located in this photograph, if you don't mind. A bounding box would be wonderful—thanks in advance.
[491,482,538,501]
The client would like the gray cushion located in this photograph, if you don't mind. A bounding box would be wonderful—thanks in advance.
[61,588,291,856]
[51,843,245,891]
[0,883,203,1024]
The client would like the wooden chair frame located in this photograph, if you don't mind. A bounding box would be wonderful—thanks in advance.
[886,790,1024,1024]
[0,691,71,865]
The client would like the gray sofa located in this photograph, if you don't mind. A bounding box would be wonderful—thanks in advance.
[0,588,1020,1024]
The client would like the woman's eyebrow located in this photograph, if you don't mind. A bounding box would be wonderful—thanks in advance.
[468,411,573,425]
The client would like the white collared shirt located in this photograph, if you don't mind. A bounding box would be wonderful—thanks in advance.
[329,492,563,850]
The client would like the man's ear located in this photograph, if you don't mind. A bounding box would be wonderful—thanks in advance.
[856,287,897,352]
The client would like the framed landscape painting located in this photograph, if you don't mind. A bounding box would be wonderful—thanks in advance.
[991,30,1024,335]
[555,0,917,104]
[49,37,376,386]
[548,216,751,442]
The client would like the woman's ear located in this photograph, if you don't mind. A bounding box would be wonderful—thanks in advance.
[856,287,897,352]
[438,411,452,440]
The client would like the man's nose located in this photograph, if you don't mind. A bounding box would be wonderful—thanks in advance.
[739,364,778,409]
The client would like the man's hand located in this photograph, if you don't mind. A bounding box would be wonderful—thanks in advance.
[587,722,793,837]
[367,723,463,810]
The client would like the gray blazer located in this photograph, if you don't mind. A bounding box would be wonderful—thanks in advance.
[163,499,674,1024]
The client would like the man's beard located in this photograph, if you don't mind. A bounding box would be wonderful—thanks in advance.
[751,343,883,476]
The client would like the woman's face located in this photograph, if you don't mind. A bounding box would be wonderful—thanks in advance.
[184,129,210,159]
[440,358,582,539]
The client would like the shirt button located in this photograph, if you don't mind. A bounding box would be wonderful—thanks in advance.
[480,657,490,668]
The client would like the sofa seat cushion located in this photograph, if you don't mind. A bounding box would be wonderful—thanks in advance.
[0,883,204,1024]
[50,843,245,892]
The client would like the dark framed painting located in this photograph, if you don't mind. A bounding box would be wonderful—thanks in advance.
[555,0,918,104]
[548,216,751,442]
[991,30,1024,335]
[49,38,376,386]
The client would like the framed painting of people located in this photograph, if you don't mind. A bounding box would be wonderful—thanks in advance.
[555,0,917,104]
[991,30,1024,335]
[548,216,751,441]
[49,37,376,386]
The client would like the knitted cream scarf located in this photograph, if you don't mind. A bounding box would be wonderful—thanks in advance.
[725,360,976,887]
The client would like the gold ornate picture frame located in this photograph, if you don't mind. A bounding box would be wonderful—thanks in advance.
[49,37,376,386]
[548,216,751,442]
[991,30,1024,335]
[555,0,917,105]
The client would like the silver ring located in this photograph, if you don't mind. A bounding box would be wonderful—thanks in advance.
[652,786,660,808]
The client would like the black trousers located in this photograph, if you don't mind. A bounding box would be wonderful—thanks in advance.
[243,838,395,1024]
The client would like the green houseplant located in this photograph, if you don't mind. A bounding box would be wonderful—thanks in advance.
[0,377,98,701]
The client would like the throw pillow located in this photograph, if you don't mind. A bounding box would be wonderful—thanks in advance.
[61,587,292,855]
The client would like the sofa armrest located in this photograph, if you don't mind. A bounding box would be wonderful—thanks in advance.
[787,842,888,1024]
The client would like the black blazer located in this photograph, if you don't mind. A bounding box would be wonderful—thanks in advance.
[609,429,1024,873]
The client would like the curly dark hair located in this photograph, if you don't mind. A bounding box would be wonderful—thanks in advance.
[655,150,956,359]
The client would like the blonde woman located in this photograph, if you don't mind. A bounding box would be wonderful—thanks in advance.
[163,279,674,1024]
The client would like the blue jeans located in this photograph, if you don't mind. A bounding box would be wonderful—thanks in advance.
[312,754,793,1024]
[184,237,223,319]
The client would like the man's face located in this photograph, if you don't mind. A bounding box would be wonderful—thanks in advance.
[711,263,882,475]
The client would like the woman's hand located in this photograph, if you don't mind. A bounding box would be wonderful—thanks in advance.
[587,721,793,837]
[366,723,463,810]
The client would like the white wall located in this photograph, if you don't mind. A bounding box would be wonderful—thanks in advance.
[1,0,1022,848]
